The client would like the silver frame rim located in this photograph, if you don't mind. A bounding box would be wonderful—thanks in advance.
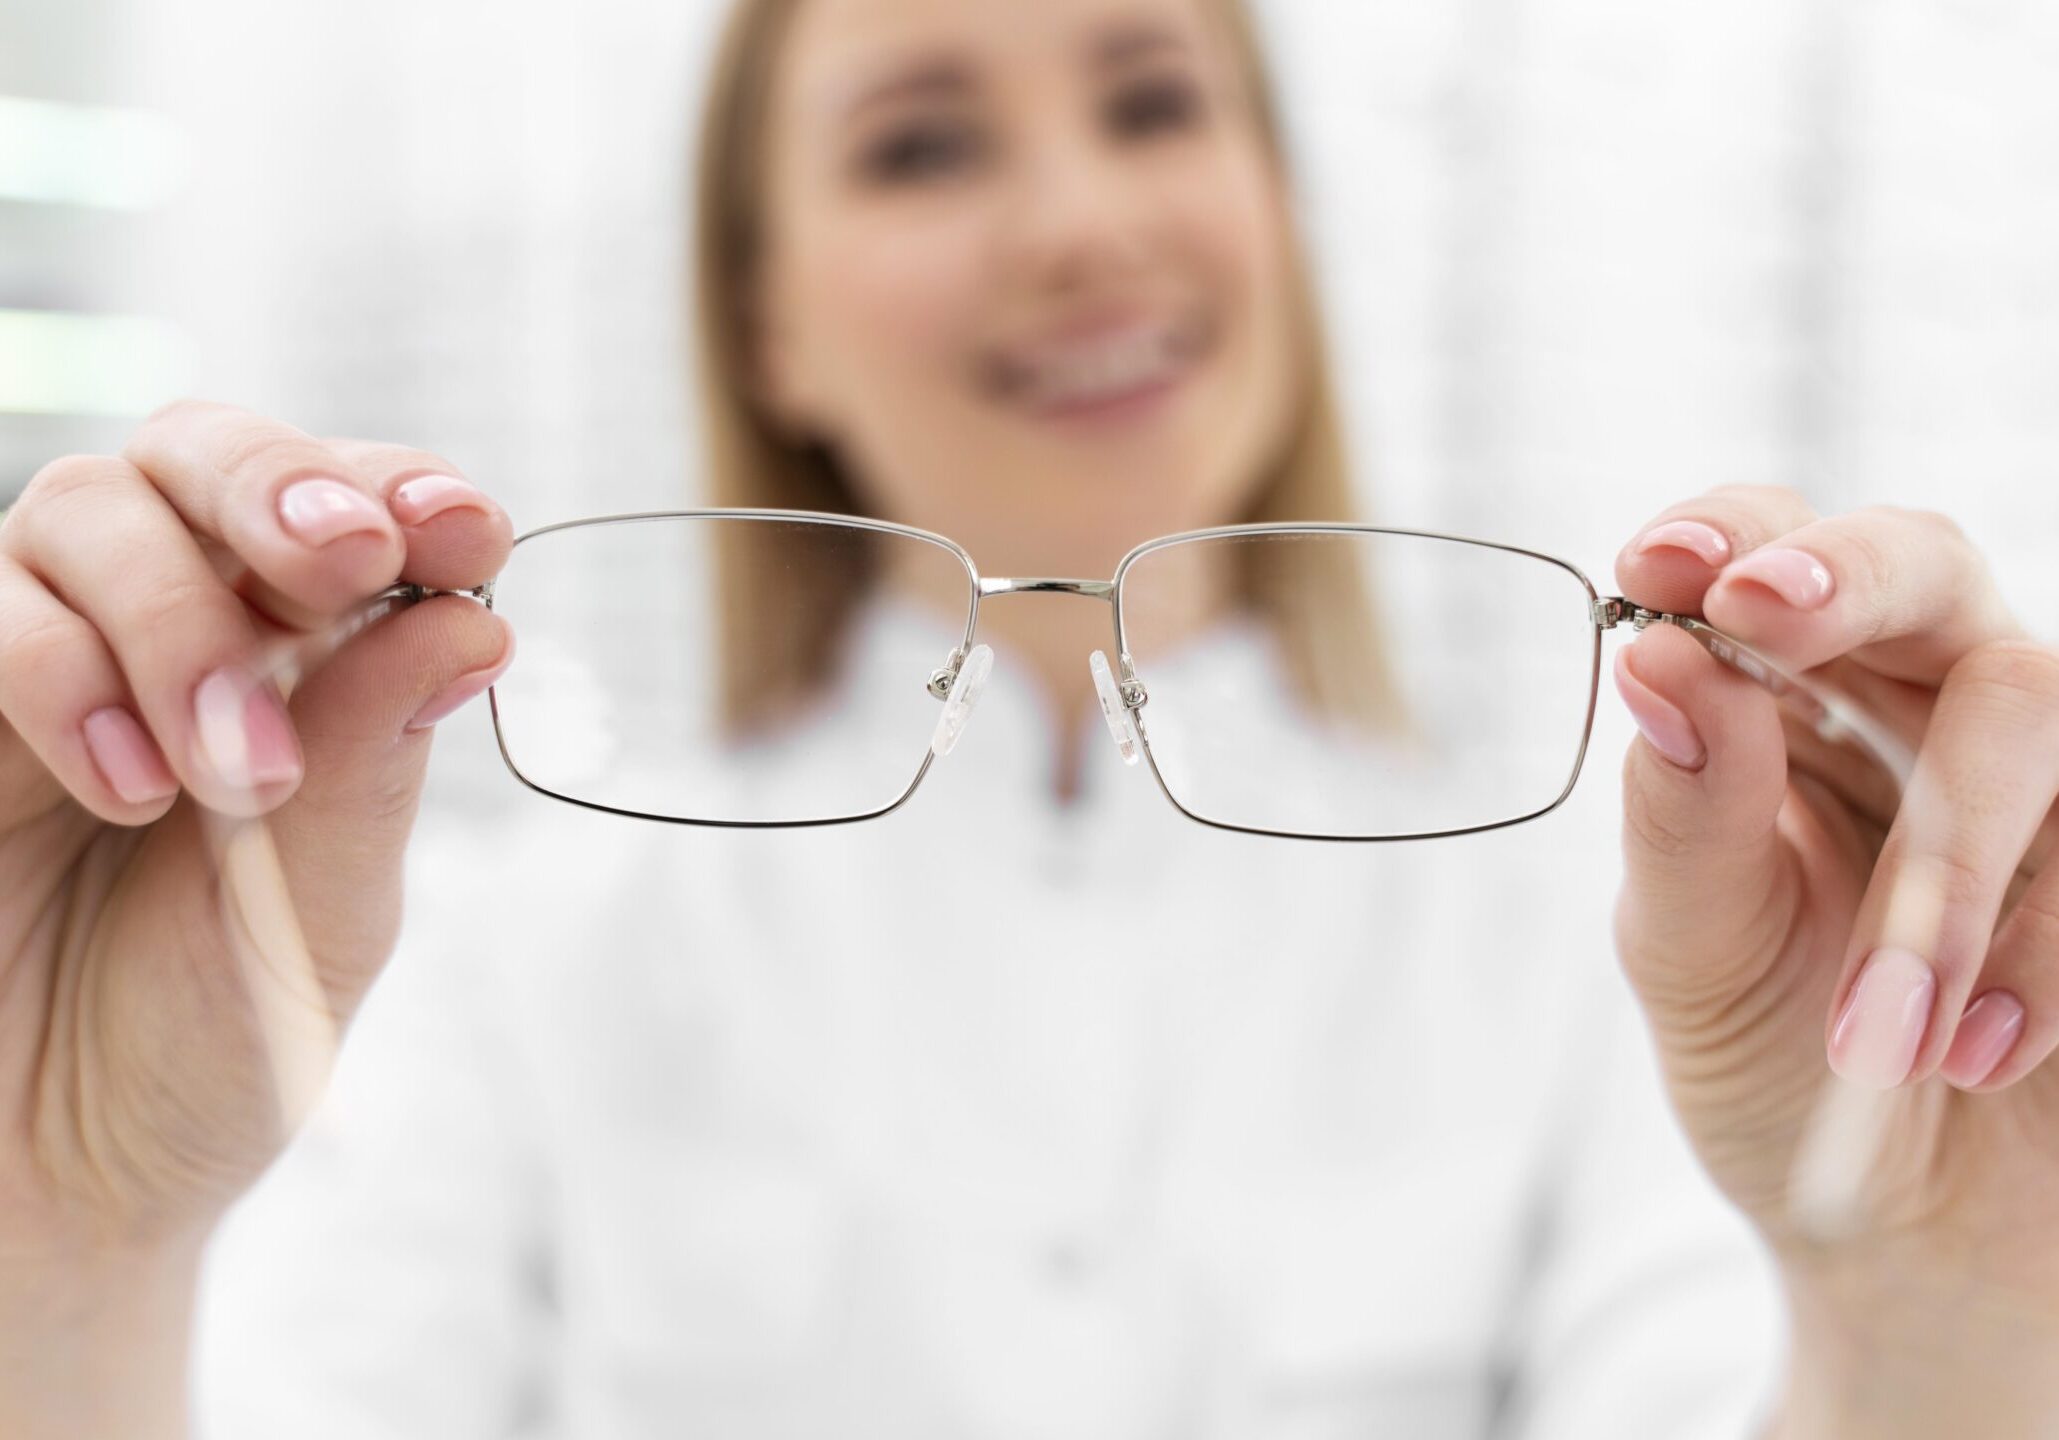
[1109,522,1606,842]
[485,508,982,829]
[475,508,1616,840]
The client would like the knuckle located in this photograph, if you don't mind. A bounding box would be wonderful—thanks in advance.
[1839,511,1901,585]
[332,441,464,487]
[1953,639,2059,714]
[135,396,226,431]
[124,398,240,460]
[140,397,226,424]
[1829,518,1902,633]
[2010,882,2059,960]
[127,567,236,642]
[1901,505,1968,546]
[1708,483,1817,529]
[1620,751,1702,862]
[1709,482,1798,506]
[0,597,76,681]
[18,454,121,513]
[1885,840,1995,918]
[211,420,330,487]
[1882,503,1988,582]
[9,458,131,552]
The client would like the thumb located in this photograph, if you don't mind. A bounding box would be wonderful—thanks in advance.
[260,593,513,1014]
[1612,620,1798,1021]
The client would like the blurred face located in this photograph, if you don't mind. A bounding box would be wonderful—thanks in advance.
[753,0,1304,579]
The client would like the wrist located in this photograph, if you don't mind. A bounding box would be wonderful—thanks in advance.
[1764,1258,2059,1438]
[0,1239,203,1440]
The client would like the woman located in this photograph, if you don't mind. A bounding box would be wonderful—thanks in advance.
[1,0,2055,1436]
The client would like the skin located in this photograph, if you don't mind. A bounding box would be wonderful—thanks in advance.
[0,1,2055,1435]
[0,403,515,1437]
[1611,495,2059,1434]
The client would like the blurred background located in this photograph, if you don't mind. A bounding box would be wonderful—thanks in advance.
[4,0,2056,819]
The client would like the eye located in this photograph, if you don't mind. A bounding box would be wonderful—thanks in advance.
[1103,74,1205,139]
[856,117,988,185]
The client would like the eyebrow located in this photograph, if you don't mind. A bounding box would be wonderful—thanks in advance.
[840,57,975,121]
[1091,19,1193,69]
[836,18,1196,123]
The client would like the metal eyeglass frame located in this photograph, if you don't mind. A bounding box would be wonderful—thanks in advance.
[333,507,1911,843]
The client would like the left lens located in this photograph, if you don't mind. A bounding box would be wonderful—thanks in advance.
[1114,528,1600,839]
[488,513,978,825]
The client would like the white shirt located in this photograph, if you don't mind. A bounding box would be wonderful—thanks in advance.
[194,595,1785,1439]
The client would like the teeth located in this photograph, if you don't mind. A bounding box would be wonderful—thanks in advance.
[1021,327,1184,407]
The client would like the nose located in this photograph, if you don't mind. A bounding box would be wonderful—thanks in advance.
[1000,125,1153,289]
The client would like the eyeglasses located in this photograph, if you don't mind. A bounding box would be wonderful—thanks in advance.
[321,508,1907,842]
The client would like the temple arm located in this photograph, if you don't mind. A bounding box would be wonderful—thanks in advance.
[1593,597,1917,791]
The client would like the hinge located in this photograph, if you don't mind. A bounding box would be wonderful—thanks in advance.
[1593,596,1668,631]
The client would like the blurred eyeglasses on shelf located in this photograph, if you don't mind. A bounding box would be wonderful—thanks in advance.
[321,510,1908,842]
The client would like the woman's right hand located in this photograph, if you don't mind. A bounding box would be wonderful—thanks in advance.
[0,401,514,1430]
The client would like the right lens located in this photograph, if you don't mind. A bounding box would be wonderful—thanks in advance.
[1116,527,1601,839]
[486,513,977,825]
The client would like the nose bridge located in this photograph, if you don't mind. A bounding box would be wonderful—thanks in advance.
[1001,112,1144,269]
[978,576,1114,602]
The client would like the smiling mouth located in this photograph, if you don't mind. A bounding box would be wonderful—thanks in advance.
[979,313,1214,419]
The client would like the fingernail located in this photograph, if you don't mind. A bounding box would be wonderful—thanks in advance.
[194,667,303,791]
[390,474,495,527]
[404,637,515,734]
[1635,520,1733,567]
[1940,990,2026,1089]
[81,705,180,805]
[1829,947,1936,1089]
[1722,547,1835,610]
[277,478,390,548]
[1612,649,1706,770]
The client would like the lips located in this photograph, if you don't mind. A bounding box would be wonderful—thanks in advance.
[979,313,1212,417]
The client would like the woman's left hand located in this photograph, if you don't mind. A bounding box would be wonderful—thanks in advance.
[1608,487,2059,1433]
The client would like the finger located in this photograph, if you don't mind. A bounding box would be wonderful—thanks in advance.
[2,455,301,818]
[1615,484,1819,616]
[0,557,180,826]
[1947,863,2059,1091]
[120,399,405,624]
[319,438,513,592]
[1770,659,1936,833]
[1612,620,1804,1017]
[1701,506,2021,683]
[259,595,514,1012]
[1828,639,2059,1090]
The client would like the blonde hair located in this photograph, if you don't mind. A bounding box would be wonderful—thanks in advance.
[690,0,1396,738]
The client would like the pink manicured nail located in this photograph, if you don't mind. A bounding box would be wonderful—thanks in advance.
[1940,991,2026,1089]
[277,478,389,547]
[1722,547,1835,610]
[81,705,179,805]
[194,668,303,791]
[1612,649,1705,769]
[1635,520,1733,567]
[1829,947,1936,1089]
[404,640,515,734]
[390,474,495,527]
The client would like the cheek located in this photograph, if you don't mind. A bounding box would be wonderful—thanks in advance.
[1170,160,1305,474]
[1211,176,1299,385]
[794,209,988,413]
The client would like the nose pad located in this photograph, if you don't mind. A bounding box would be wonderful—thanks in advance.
[1089,650,1141,766]
[929,643,994,758]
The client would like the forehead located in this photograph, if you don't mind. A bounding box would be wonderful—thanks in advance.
[777,0,1226,114]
